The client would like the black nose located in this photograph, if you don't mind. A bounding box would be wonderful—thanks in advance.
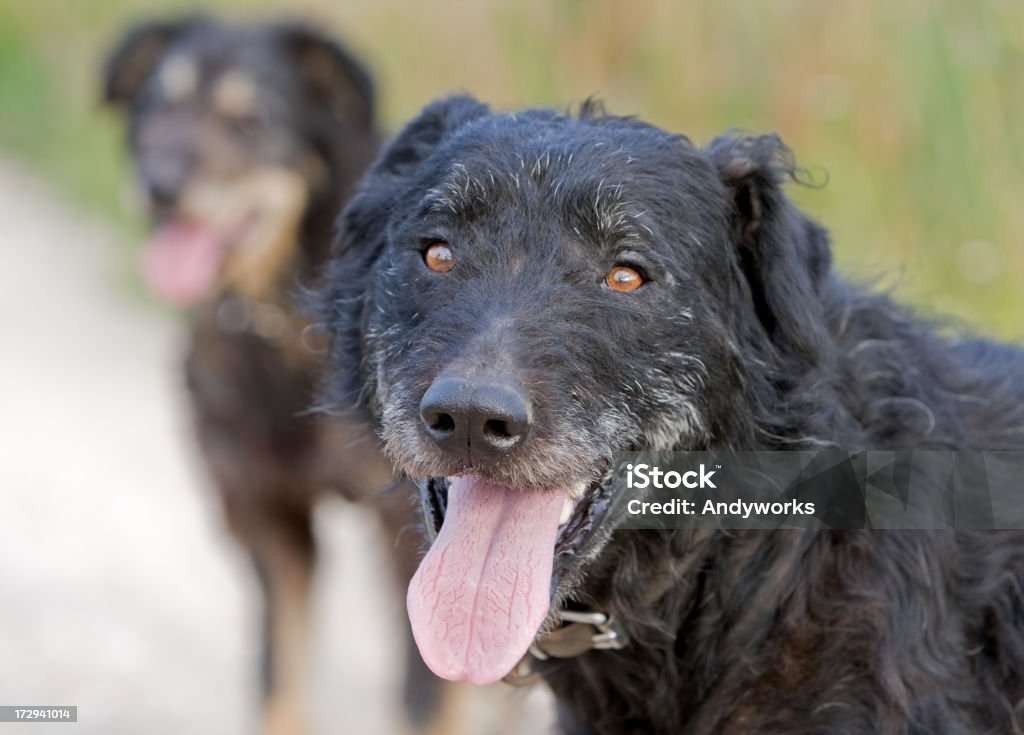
[139,153,192,208]
[419,375,533,463]
[147,177,182,208]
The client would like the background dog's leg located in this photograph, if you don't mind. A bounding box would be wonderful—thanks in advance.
[402,642,464,735]
[225,492,315,735]
[372,488,464,735]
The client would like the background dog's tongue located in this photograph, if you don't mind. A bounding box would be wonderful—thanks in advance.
[407,475,564,684]
[139,221,224,305]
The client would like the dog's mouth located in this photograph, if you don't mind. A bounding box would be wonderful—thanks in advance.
[408,463,615,685]
[139,167,308,305]
[140,215,248,305]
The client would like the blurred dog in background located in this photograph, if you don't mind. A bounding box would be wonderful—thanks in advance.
[103,17,453,735]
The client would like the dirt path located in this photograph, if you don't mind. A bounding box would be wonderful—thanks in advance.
[0,158,553,734]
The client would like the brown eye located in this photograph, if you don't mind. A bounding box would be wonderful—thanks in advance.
[606,265,645,292]
[424,241,454,272]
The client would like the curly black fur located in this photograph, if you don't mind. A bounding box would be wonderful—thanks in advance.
[319,94,1024,734]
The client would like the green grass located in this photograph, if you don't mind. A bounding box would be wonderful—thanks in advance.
[1,0,1022,338]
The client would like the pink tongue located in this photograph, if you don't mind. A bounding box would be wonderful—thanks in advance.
[139,221,225,305]
[407,474,565,685]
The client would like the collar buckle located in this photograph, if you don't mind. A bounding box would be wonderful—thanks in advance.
[502,608,628,687]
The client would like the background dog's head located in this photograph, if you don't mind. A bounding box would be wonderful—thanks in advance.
[321,94,835,684]
[104,16,376,304]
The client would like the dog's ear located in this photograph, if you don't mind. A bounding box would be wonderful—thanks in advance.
[102,17,198,107]
[319,95,490,411]
[276,24,375,131]
[341,94,491,248]
[707,133,832,363]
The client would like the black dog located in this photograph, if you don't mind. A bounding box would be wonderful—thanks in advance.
[103,19,457,734]
[320,94,1024,734]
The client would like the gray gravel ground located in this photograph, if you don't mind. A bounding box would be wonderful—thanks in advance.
[0,159,555,734]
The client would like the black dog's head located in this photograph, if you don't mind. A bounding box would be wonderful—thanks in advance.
[104,16,376,304]
[321,95,833,684]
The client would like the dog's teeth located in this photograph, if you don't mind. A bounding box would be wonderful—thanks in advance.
[560,495,575,525]
[568,480,588,500]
